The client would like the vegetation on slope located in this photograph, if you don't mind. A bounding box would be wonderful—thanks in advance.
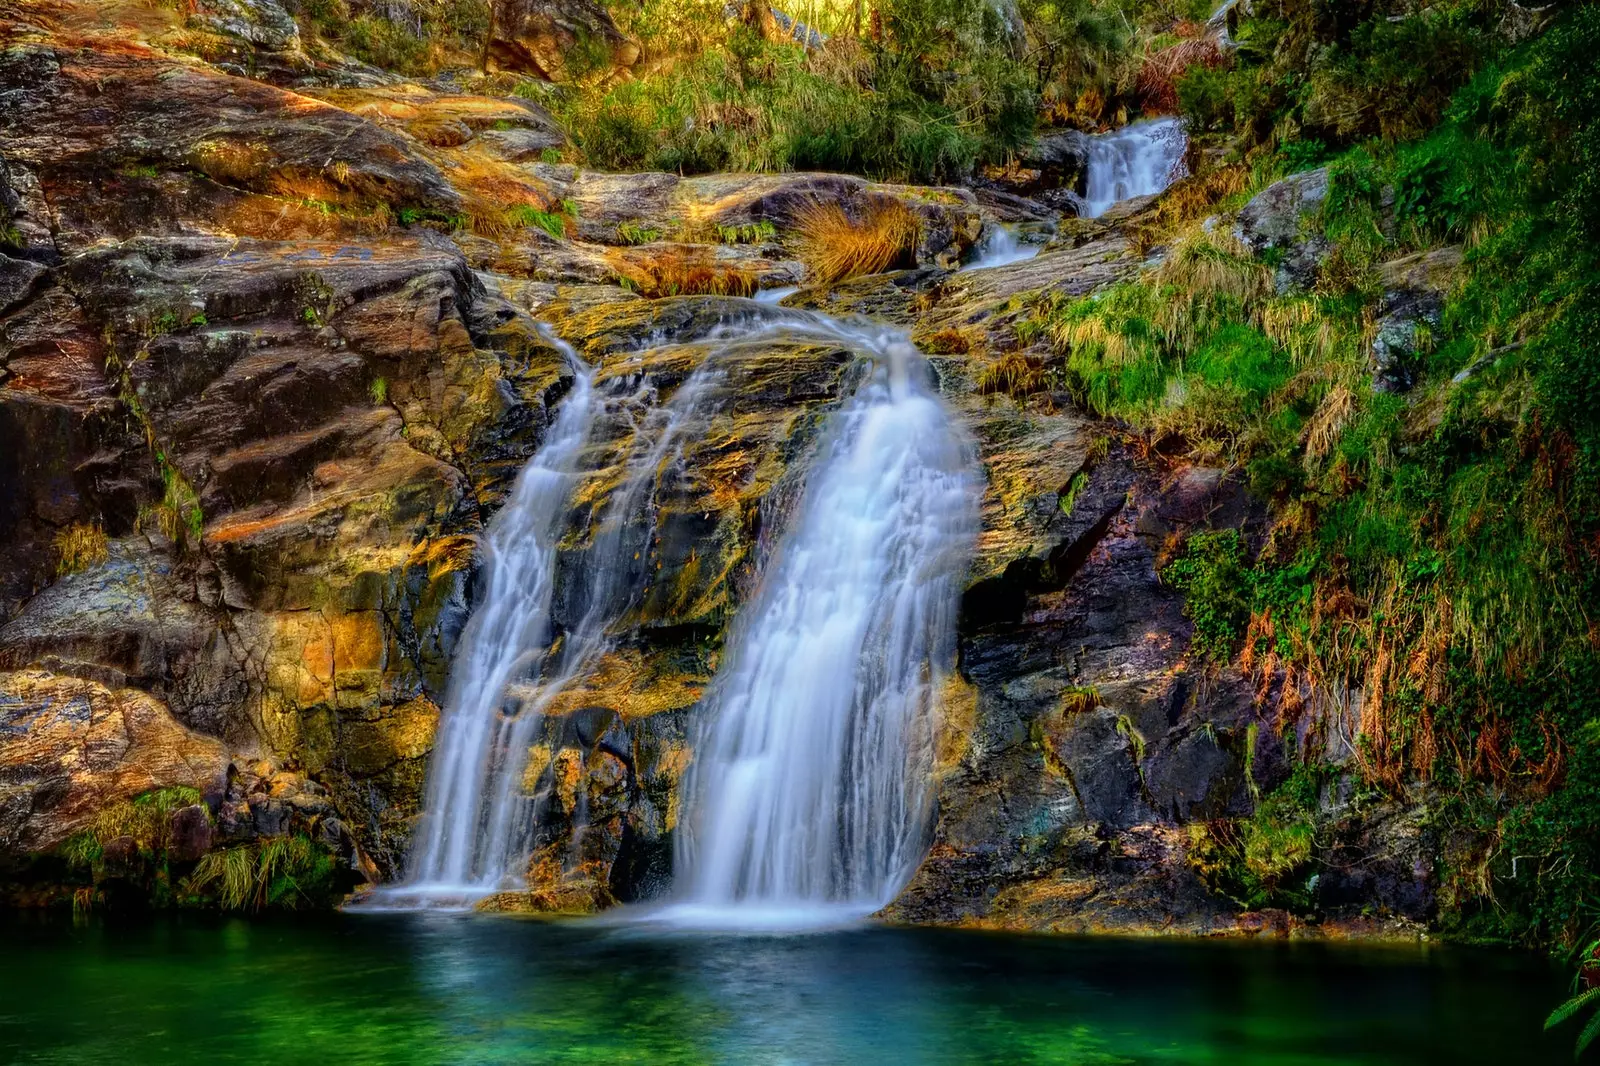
[1017,1,1600,958]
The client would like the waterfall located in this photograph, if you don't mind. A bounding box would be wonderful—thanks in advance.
[473,351,728,876]
[963,225,1041,271]
[662,314,981,928]
[371,302,978,921]
[1079,117,1189,219]
[380,327,726,907]
[394,329,598,905]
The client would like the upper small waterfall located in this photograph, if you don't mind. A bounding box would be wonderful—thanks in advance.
[963,225,1042,271]
[1079,117,1189,218]
[663,314,981,927]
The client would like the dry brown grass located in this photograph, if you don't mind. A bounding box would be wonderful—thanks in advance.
[219,190,395,241]
[792,197,921,284]
[610,247,760,299]
[975,351,1047,400]
[1150,165,1251,231]
[1137,32,1228,114]
[54,521,108,576]
[921,327,977,356]
[1302,382,1355,463]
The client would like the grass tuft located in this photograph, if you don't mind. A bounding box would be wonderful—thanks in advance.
[53,522,108,576]
[792,197,921,284]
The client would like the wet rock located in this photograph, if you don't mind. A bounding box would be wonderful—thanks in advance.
[889,443,1275,932]
[98,835,141,879]
[167,804,214,862]
[529,165,983,268]
[1319,797,1438,922]
[1022,129,1091,185]
[0,540,212,693]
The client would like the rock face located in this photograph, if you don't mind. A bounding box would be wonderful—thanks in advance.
[0,0,1443,935]
[0,671,228,853]
[888,460,1282,933]
[1371,246,1463,393]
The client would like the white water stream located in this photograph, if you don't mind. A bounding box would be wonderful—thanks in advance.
[963,225,1041,271]
[381,329,598,908]
[660,315,980,928]
[1078,116,1189,219]
[366,109,1184,915]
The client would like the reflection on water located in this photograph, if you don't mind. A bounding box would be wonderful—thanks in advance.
[0,913,1568,1065]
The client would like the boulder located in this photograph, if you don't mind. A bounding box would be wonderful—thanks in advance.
[489,0,641,82]
[0,670,228,852]
[191,0,301,51]
[1235,166,1331,289]
[0,254,45,317]
[167,804,214,862]
[1371,246,1463,393]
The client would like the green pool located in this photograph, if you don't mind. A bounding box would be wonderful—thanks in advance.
[0,913,1569,1064]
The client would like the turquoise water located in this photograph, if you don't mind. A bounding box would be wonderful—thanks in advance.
[0,913,1568,1065]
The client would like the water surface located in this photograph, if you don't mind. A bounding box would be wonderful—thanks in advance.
[0,913,1567,1065]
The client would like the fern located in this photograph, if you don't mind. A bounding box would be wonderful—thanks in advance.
[1548,983,1600,1057]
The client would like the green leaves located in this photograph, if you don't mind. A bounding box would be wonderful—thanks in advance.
[1163,530,1252,663]
[1546,984,1600,1059]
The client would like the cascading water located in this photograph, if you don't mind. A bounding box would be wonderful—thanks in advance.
[660,313,981,928]
[1079,116,1189,219]
[378,329,728,908]
[473,353,728,875]
[963,225,1042,271]
[391,329,598,905]
[376,299,978,922]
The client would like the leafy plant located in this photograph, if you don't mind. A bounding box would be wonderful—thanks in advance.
[1547,943,1600,1060]
[1163,530,1252,663]
[715,220,776,245]
[617,222,662,245]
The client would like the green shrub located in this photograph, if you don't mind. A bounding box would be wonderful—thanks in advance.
[1176,65,1234,132]
[1163,530,1252,663]
[554,5,1035,183]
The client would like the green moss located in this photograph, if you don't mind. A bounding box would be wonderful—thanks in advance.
[1188,762,1326,912]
